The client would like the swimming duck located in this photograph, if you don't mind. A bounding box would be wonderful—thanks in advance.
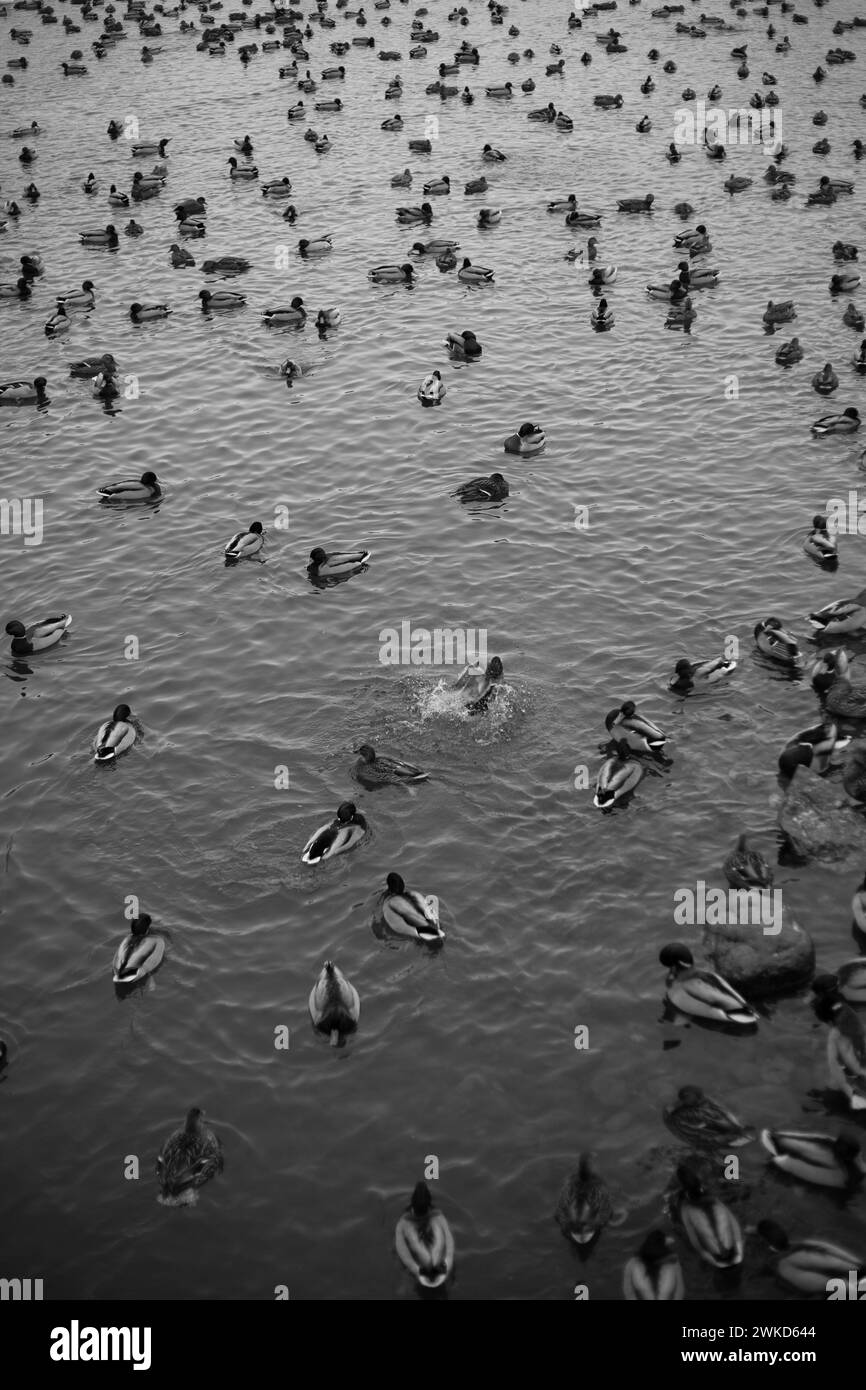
[623,1232,684,1301]
[673,223,710,251]
[314,98,342,113]
[395,1182,454,1288]
[177,217,205,237]
[391,168,412,188]
[591,298,615,330]
[555,112,574,132]
[423,177,450,196]
[302,801,368,864]
[287,102,306,120]
[80,225,118,247]
[555,1155,615,1245]
[671,1165,743,1268]
[396,203,432,224]
[803,515,838,568]
[418,369,445,405]
[227,158,258,180]
[753,616,800,666]
[673,203,694,221]
[381,114,404,131]
[200,289,246,311]
[107,185,129,208]
[635,116,652,133]
[775,337,802,366]
[129,302,171,322]
[307,546,370,579]
[521,78,536,93]
[56,280,96,310]
[408,138,432,154]
[811,363,839,397]
[0,278,31,300]
[411,239,460,257]
[380,872,442,941]
[723,832,773,888]
[666,296,696,328]
[93,703,137,763]
[262,178,293,199]
[594,740,643,808]
[548,195,578,215]
[201,257,249,276]
[504,422,544,454]
[810,592,866,637]
[0,377,48,405]
[97,471,161,502]
[309,961,360,1046]
[588,266,617,289]
[368,263,415,285]
[174,198,206,221]
[757,1220,866,1296]
[355,745,428,785]
[477,208,501,228]
[457,258,493,284]
[224,521,264,562]
[604,700,666,754]
[316,307,341,332]
[594,94,623,108]
[44,305,70,337]
[157,1108,222,1199]
[666,143,682,163]
[112,912,165,985]
[760,1127,866,1189]
[5,613,70,655]
[82,171,98,195]
[831,271,862,294]
[528,103,556,123]
[131,138,170,157]
[482,144,506,162]
[659,943,758,1026]
[824,991,866,1109]
[844,302,866,331]
[298,236,332,257]
[566,209,602,229]
[855,339,866,372]
[663,1086,754,1150]
[486,82,513,99]
[669,655,736,691]
[453,473,508,503]
[445,329,481,359]
[812,407,861,435]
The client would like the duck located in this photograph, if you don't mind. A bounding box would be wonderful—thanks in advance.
[594,94,623,108]
[391,168,412,188]
[316,308,341,332]
[673,224,709,251]
[200,289,247,310]
[44,305,70,337]
[450,465,510,502]
[843,742,866,802]
[671,1165,743,1268]
[201,257,249,276]
[623,1232,684,1301]
[227,157,258,180]
[287,102,306,121]
[810,593,866,637]
[174,197,206,220]
[477,208,501,229]
[824,990,866,1109]
[673,202,695,219]
[262,178,293,198]
[355,745,428,785]
[157,1108,222,1199]
[381,115,404,131]
[0,278,31,300]
[686,265,719,289]
[411,239,460,257]
[636,117,652,133]
[298,235,333,259]
[5,613,71,655]
[314,98,342,113]
[423,176,450,196]
[778,721,848,779]
[663,1086,754,1150]
[604,700,666,755]
[302,801,368,864]
[482,144,506,162]
[812,362,839,395]
[309,961,360,1046]
[131,137,170,157]
[555,1155,615,1245]
[588,265,617,287]
[0,377,49,406]
[831,272,862,294]
[669,655,736,692]
[594,740,643,809]
[753,616,799,666]
[93,703,137,763]
[444,329,481,359]
[177,217,205,237]
[129,302,171,322]
[659,943,758,1026]
[486,82,513,98]
[408,138,432,154]
[666,143,682,163]
[844,302,866,331]
[527,103,556,123]
[457,258,493,284]
[503,422,544,454]
[112,912,165,985]
[757,1220,866,1296]
[548,195,578,215]
[97,471,161,502]
[82,171,98,194]
[804,515,838,567]
[723,832,773,888]
[79,225,118,247]
[107,185,129,208]
[812,407,860,435]
[855,339,866,373]
[417,370,445,405]
[224,521,264,562]
[566,210,602,229]
[395,1182,454,1288]
[556,113,574,132]
[775,337,803,365]
[369,262,416,286]
[380,872,442,941]
[764,299,796,325]
[307,547,370,579]
[760,1127,866,1189]
[666,296,695,329]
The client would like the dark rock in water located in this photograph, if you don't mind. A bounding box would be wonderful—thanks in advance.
[779,765,866,863]
[703,903,814,997]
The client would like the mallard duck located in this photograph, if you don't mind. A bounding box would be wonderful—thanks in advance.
[834,241,859,261]
[594,93,623,108]
[757,1220,866,1295]
[812,408,860,435]
[44,305,69,337]
[309,961,360,1046]
[452,473,508,503]
[844,302,865,330]
[811,594,866,637]
[93,703,137,763]
[129,302,171,321]
[5,613,70,655]
[482,144,506,162]
[62,61,88,75]
[754,616,800,666]
[812,363,839,396]
[669,656,736,692]
[308,546,370,578]
[503,422,544,454]
[843,741,866,802]
[778,721,848,778]
[594,741,643,809]
[298,236,332,257]
[666,142,682,164]
[831,272,862,294]
[408,138,432,154]
[391,168,412,188]
[355,745,427,785]
[591,298,614,329]
[458,258,493,283]
[131,138,170,157]
[666,296,695,328]
[262,178,293,199]
[659,943,758,1026]
[316,307,341,332]
[177,216,205,237]
[227,157,258,179]
[380,872,442,941]
[555,1155,614,1245]
[486,82,513,98]
[0,377,48,405]
[201,258,249,277]
[477,207,501,228]
[395,1182,454,1288]
[604,700,666,754]
[314,98,342,113]
[423,177,450,196]
[369,263,415,283]
[664,1086,754,1150]
[686,266,719,288]
[588,265,617,287]
[224,521,264,562]
[723,832,773,888]
[760,1127,866,1189]
[112,913,165,985]
[107,185,129,208]
[556,112,574,131]
[381,115,404,130]
[0,278,31,300]
[302,802,368,864]
[673,202,695,220]
[157,1108,222,1198]
[764,299,795,324]
[671,1165,743,1268]
[411,239,460,257]
[417,369,445,405]
[444,329,481,359]
[174,197,206,221]
[854,339,866,372]
[775,337,803,366]
[548,195,578,214]
[567,210,602,229]
[825,992,866,1109]
[623,1232,684,1300]
[97,471,161,502]
[262,297,307,326]
[617,194,654,213]
[287,102,306,120]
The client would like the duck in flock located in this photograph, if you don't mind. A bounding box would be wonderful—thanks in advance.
[156,1107,222,1199]
[302,802,368,864]
[395,1182,455,1287]
[308,961,360,1046]
[112,913,165,986]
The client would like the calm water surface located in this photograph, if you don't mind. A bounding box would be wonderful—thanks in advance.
[2,0,866,1300]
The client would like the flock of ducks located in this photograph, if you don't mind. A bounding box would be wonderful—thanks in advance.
[4,0,866,1296]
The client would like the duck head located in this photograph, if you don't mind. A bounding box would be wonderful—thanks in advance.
[336,801,356,823]
[386,871,406,894]
[357,744,376,763]
[112,703,132,721]
[659,941,693,973]
[130,913,152,936]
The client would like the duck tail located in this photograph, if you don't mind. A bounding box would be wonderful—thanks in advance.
[94,747,116,763]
